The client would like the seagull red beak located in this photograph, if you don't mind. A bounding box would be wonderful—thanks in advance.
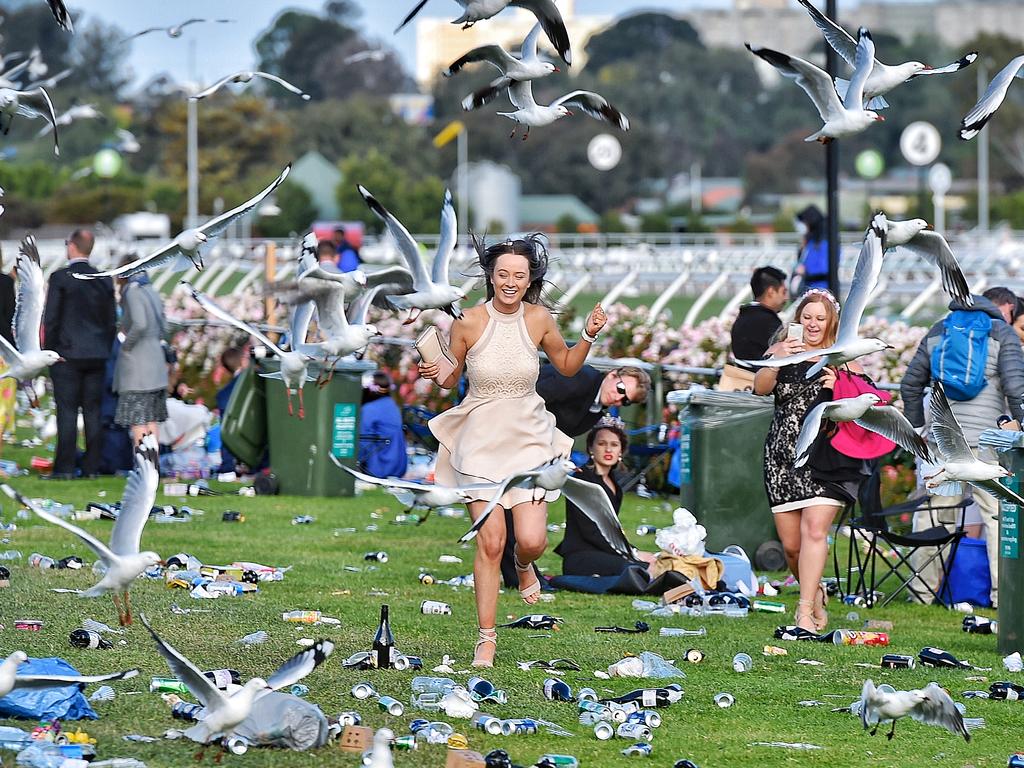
[553,66,560,73]
[925,224,934,230]
[875,115,885,121]
[566,110,574,116]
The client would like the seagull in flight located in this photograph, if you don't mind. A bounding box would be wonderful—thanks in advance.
[2,436,162,626]
[37,103,102,136]
[0,236,62,401]
[924,381,1024,506]
[359,185,466,323]
[44,0,73,32]
[882,218,972,307]
[396,0,571,67]
[860,679,969,741]
[296,282,383,384]
[114,128,141,154]
[190,71,311,101]
[0,652,136,699]
[746,27,884,143]
[794,393,931,468]
[140,614,333,754]
[445,23,559,110]
[797,0,976,110]
[738,213,892,377]
[960,55,1024,140]
[77,164,291,280]
[124,18,234,42]
[490,80,629,139]
[0,86,60,155]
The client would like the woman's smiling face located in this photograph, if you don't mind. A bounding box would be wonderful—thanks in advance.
[491,252,530,307]
[800,301,828,347]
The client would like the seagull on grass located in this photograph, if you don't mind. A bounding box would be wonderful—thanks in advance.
[2,435,162,626]
[924,381,1024,506]
[738,213,892,378]
[860,679,969,741]
[960,55,1024,140]
[0,652,136,699]
[359,185,466,323]
[794,393,931,468]
[78,164,291,280]
[140,614,334,754]
[396,0,571,67]
[746,27,884,143]
[492,80,629,139]
[446,23,559,110]
[797,0,976,110]
[190,71,311,101]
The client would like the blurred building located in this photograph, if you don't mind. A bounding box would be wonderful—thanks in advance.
[291,151,342,220]
[414,0,612,90]
[466,161,521,232]
[520,194,599,232]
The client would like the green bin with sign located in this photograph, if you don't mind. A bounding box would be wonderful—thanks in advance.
[997,450,1024,654]
[675,389,784,571]
[263,357,374,496]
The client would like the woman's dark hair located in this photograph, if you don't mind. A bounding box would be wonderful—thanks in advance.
[472,233,550,306]
[586,422,629,458]
[796,205,826,243]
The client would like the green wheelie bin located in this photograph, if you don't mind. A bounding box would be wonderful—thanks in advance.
[220,362,268,468]
[675,389,785,571]
[997,449,1023,654]
[263,357,375,496]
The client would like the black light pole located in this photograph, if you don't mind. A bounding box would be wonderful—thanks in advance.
[825,0,841,299]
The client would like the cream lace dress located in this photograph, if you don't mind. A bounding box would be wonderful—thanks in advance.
[430,301,573,508]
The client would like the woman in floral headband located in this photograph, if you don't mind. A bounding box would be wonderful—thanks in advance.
[754,288,858,634]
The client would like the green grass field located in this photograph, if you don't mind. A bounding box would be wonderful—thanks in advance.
[0,445,1016,767]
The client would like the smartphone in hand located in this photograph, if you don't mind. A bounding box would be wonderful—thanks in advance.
[787,323,805,342]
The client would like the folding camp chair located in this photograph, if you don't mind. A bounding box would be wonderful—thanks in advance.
[834,494,969,608]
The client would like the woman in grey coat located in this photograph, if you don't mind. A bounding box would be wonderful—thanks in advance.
[114,269,169,445]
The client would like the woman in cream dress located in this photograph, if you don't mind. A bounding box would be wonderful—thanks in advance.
[419,235,606,667]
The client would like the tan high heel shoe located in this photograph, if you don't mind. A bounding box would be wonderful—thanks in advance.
[794,599,818,632]
[813,583,829,632]
[472,627,497,668]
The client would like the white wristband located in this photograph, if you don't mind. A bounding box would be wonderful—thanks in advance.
[581,328,598,343]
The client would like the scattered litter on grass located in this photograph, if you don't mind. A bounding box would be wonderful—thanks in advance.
[750,741,823,750]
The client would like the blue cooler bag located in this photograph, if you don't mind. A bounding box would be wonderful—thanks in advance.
[939,536,992,607]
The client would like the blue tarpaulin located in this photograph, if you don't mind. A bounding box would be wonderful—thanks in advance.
[0,658,99,721]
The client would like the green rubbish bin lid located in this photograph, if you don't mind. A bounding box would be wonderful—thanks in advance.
[668,388,773,411]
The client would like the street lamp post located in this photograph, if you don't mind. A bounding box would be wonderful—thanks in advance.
[825,0,841,299]
[186,40,199,229]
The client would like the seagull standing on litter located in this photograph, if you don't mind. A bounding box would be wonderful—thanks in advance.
[794,393,932,468]
[0,652,136,699]
[490,80,629,139]
[190,71,311,101]
[882,218,972,307]
[924,381,1024,506]
[123,18,234,42]
[2,435,162,626]
[738,213,892,377]
[860,679,970,741]
[396,0,571,67]
[141,614,333,755]
[77,164,291,280]
[359,186,466,323]
[0,86,60,155]
[0,236,62,400]
[960,55,1024,140]
[797,0,976,110]
[186,284,313,419]
[445,23,559,110]
[746,27,884,143]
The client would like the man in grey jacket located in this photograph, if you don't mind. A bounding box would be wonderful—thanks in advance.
[901,291,1024,607]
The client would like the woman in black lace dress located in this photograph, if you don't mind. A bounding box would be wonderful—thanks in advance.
[755,289,859,633]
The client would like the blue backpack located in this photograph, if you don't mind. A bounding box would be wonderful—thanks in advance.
[930,310,991,400]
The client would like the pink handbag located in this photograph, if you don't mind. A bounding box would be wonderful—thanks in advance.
[829,370,897,459]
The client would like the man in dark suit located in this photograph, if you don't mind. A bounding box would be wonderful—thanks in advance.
[43,229,116,478]
[500,363,652,587]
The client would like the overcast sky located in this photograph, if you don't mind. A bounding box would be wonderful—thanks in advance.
[68,0,931,87]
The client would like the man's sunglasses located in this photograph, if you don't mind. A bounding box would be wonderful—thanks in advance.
[615,375,631,406]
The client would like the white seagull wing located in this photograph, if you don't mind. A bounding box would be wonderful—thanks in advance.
[46,0,73,32]
[855,406,932,462]
[186,284,286,357]
[1,484,117,565]
[263,640,334,693]
[290,301,315,347]
[522,22,543,61]
[552,90,629,130]
[745,44,845,123]
[844,28,876,111]
[140,614,225,711]
[960,55,1024,141]
[928,382,976,463]
[431,189,457,286]
[395,0,431,33]
[190,73,238,100]
[837,212,887,342]
[358,185,431,290]
[736,348,825,368]
[79,240,181,281]
[198,164,291,241]
[252,72,310,99]
[0,333,24,365]
[562,475,634,559]
[975,478,1024,509]
[509,0,571,65]
[796,0,858,68]
[902,230,972,307]
[794,401,832,468]
[908,52,978,79]
[459,470,543,543]
[15,234,44,354]
[347,284,383,326]
[109,434,159,556]
[445,45,516,77]
[911,683,970,741]
[15,668,138,689]
[508,79,536,110]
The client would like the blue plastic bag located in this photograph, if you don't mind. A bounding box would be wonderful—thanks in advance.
[939,536,992,607]
[0,658,99,721]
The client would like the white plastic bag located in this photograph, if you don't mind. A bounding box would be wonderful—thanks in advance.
[654,508,707,557]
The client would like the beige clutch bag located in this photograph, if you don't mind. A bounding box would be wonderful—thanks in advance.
[415,326,457,384]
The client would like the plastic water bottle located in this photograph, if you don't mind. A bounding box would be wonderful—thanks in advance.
[411,677,457,695]
[0,550,22,560]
